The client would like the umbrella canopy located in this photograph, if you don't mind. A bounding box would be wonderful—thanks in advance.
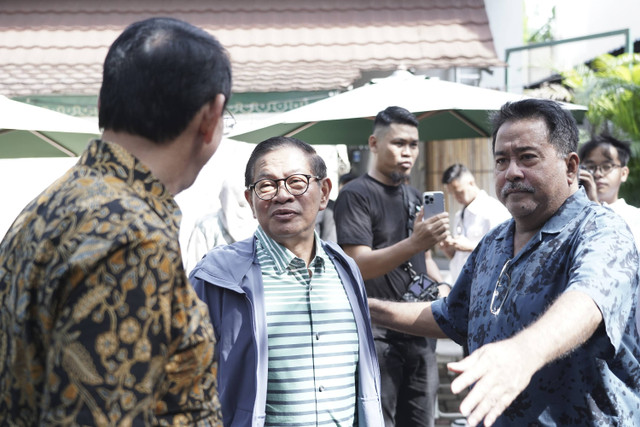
[0,95,100,158]
[229,73,587,145]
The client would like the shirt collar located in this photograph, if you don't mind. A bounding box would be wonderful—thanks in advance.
[79,139,181,230]
[540,189,589,235]
[465,190,488,214]
[255,226,326,274]
[494,189,589,251]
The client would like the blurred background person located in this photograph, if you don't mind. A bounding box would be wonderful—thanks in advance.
[578,134,640,246]
[440,163,510,283]
[185,177,257,272]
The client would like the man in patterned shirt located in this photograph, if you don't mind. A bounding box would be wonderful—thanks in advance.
[190,137,384,426]
[0,17,231,425]
[368,99,640,426]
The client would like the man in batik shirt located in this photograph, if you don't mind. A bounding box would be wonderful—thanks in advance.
[368,99,640,426]
[0,17,231,425]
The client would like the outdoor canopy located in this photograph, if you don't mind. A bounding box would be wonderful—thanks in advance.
[0,95,101,158]
[229,72,587,146]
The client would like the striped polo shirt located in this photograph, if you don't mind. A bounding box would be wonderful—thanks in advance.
[255,227,359,426]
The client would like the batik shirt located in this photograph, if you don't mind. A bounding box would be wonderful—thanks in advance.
[432,189,640,426]
[0,139,222,425]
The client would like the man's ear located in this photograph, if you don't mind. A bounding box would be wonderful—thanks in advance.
[566,152,580,184]
[319,178,333,211]
[244,189,257,219]
[200,93,226,143]
[621,165,629,183]
[368,134,378,153]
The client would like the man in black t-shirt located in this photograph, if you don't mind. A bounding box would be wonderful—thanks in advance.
[334,106,450,427]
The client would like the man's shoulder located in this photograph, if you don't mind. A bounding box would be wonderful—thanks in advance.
[54,169,173,242]
[479,219,511,242]
[339,174,369,193]
[193,237,255,275]
[546,193,633,246]
[335,175,370,206]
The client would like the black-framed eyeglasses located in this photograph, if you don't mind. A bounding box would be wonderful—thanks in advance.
[223,109,236,135]
[248,173,322,200]
[580,162,621,176]
[490,259,513,316]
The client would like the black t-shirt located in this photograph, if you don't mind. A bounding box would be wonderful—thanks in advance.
[334,174,427,300]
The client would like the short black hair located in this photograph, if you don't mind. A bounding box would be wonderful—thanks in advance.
[338,172,357,186]
[578,134,632,166]
[442,163,470,185]
[99,17,232,143]
[490,99,578,157]
[244,136,327,187]
[373,106,419,133]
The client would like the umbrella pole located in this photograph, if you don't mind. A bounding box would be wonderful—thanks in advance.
[448,111,488,137]
[416,110,488,138]
[29,130,76,157]
[284,121,318,137]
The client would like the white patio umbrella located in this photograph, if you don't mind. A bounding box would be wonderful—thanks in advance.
[0,95,101,158]
[229,72,586,145]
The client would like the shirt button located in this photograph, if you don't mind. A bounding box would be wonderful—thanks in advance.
[319,385,325,392]
[315,333,320,340]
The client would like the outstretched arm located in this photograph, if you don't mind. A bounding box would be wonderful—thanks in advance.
[367,298,449,338]
[448,290,602,427]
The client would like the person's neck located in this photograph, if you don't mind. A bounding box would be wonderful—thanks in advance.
[465,189,480,208]
[280,235,317,267]
[600,194,619,205]
[368,169,401,187]
[512,226,539,256]
[101,130,191,195]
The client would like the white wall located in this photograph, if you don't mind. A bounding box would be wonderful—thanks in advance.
[551,0,639,70]
[483,0,525,92]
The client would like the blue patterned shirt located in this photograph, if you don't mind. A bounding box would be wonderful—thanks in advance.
[432,189,640,426]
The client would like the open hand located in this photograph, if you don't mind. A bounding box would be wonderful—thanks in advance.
[447,339,541,426]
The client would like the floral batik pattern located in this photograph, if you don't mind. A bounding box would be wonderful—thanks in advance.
[0,139,222,426]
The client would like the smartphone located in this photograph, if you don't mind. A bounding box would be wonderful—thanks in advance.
[422,191,445,220]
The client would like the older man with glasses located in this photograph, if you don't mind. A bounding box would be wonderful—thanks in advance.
[189,136,383,426]
[368,99,640,427]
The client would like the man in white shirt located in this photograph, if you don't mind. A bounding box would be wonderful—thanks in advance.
[440,164,511,283]
[579,135,640,247]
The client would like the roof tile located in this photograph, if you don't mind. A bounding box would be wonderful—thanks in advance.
[0,0,502,96]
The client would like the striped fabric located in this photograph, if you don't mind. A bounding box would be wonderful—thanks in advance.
[255,227,359,426]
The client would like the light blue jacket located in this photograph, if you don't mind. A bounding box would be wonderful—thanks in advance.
[189,236,383,427]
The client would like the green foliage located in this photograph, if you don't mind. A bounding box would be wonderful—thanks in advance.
[525,6,556,44]
[562,53,640,205]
